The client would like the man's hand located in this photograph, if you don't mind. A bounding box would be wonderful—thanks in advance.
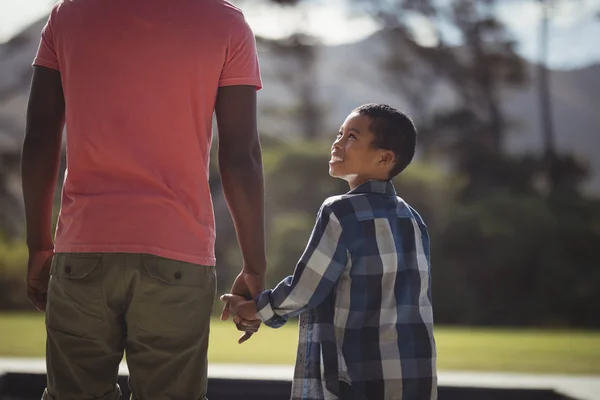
[220,271,264,320]
[221,271,264,343]
[26,249,54,312]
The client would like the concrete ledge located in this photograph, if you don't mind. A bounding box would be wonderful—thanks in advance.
[0,372,576,400]
[1,358,596,400]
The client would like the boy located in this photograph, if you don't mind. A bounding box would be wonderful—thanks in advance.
[221,103,437,400]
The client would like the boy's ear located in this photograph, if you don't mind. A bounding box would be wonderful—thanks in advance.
[379,150,395,167]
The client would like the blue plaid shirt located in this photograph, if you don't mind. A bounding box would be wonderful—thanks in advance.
[256,180,437,400]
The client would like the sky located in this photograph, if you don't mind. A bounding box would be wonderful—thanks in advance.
[0,0,599,69]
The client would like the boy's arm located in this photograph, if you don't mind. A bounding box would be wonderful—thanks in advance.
[255,204,348,328]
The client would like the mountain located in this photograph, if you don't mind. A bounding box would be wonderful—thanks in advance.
[1,17,599,193]
[0,19,46,153]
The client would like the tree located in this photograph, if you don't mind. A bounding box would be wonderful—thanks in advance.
[537,0,557,194]
[240,0,324,138]
[260,34,323,139]
[347,0,532,196]
[534,0,590,196]
[0,152,24,239]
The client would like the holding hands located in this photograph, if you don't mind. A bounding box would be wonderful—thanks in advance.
[220,294,258,321]
[220,271,263,344]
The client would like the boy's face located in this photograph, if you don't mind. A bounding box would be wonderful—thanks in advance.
[329,112,395,188]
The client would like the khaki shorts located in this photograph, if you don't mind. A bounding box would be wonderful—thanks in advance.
[43,253,216,400]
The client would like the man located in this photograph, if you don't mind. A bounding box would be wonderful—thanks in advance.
[22,0,266,399]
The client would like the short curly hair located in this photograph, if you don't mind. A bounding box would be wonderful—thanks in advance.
[352,103,417,179]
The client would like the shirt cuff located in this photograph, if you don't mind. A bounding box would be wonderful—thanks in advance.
[255,290,275,323]
[254,290,289,328]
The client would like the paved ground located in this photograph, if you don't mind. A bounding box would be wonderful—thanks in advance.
[1,358,599,400]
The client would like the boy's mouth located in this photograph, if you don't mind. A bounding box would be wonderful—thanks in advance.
[329,155,344,164]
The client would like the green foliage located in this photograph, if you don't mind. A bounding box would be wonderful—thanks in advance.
[212,142,600,328]
[2,141,599,328]
[434,194,600,328]
[266,212,315,287]
[392,160,463,234]
[263,140,347,216]
[0,240,29,310]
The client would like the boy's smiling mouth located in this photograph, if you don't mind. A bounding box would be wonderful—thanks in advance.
[329,153,344,164]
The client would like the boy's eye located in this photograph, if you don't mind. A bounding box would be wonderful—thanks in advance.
[336,132,343,138]
[349,134,357,139]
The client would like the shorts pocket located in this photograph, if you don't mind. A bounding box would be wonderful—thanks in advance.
[141,254,212,287]
[133,255,216,337]
[46,253,106,336]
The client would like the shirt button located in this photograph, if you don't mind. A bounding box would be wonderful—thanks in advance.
[65,266,71,274]
[174,271,182,280]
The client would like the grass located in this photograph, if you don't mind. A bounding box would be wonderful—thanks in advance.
[1,313,599,375]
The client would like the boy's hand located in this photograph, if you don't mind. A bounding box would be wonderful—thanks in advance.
[220,271,264,321]
[220,271,264,343]
[220,293,260,344]
[220,294,259,320]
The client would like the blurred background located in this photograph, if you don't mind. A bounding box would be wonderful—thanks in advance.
[0,0,599,391]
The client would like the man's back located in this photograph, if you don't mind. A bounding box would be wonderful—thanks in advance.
[26,1,265,398]
[34,0,261,265]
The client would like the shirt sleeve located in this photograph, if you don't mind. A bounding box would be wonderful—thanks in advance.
[255,204,348,328]
[219,14,262,90]
[33,6,60,71]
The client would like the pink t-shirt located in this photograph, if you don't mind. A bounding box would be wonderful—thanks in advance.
[33,0,262,266]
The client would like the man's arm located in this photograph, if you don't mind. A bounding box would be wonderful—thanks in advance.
[22,66,64,310]
[22,66,64,250]
[255,205,348,328]
[215,85,266,332]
